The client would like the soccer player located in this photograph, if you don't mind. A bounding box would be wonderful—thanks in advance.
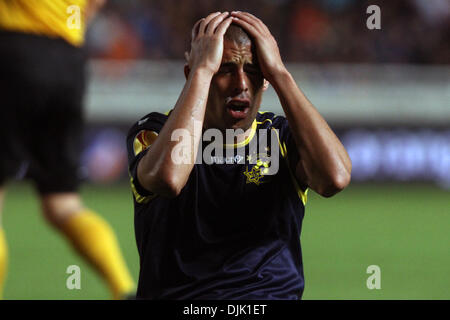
[127,12,352,299]
[0,0,134,299]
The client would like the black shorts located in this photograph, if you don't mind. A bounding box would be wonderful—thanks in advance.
[0,31,87,194]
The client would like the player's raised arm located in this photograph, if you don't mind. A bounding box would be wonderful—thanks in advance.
[137,12,233,198]
[231,11,351,197]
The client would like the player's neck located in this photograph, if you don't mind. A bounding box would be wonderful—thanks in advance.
[203,121,255,145]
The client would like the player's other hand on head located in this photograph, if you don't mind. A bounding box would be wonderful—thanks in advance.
[185,12,234,76]
[230,11,287,82]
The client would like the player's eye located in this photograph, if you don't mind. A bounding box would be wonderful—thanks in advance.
[244,66,261,75]
[217,66,233,74]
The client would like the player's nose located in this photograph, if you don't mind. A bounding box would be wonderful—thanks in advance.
[231,68,249,94]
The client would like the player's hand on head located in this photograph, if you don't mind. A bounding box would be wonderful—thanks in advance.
[230,11,287,82]
[186,12,233,75]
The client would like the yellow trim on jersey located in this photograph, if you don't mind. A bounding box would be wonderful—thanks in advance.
[224,119,257,149]
[129,173,156,204]
[256,111,273,126]
[272,128,286,158]
[283,142,308,205]
[131,130,159,203]
[0,0,87,47]
[272,128,308,205]
[256,119,273,125]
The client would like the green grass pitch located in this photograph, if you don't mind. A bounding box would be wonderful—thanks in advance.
[2,182,449,299]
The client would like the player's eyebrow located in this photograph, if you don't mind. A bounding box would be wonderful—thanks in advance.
[219,62,237,68]
[244,62,259,69]
[219,61,259,69]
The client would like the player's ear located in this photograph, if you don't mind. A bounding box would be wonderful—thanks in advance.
[263,79,269,91]
[184,64,190,80]
[184,51,190,79]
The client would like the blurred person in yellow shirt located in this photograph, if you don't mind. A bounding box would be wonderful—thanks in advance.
[0,0,135,299]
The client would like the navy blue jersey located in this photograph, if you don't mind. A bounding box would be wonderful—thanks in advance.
[126,111,308,300]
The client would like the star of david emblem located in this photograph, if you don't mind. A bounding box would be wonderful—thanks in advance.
[243,159,270,186]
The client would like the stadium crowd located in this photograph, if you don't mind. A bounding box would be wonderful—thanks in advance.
[86,0,449,64]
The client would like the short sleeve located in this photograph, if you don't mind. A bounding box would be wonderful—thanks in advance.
[126,112,168,203]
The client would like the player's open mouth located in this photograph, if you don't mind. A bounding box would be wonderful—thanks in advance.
[226,100,250,119]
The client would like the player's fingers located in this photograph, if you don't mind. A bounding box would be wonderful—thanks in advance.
[242,12,270,33]
[229,16,260,39]
[198,12,222,35]
[205,12,229,35]
[239,12,265,26]
[191,18,203,40]
[214,16,234,36]
[231,11,266,34]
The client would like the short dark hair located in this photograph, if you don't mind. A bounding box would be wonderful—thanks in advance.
[224,23,251,46]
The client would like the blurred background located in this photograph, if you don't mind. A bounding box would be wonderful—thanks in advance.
[3,0,449,299]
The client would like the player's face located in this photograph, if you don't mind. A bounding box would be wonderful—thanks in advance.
[204,39,265,132]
